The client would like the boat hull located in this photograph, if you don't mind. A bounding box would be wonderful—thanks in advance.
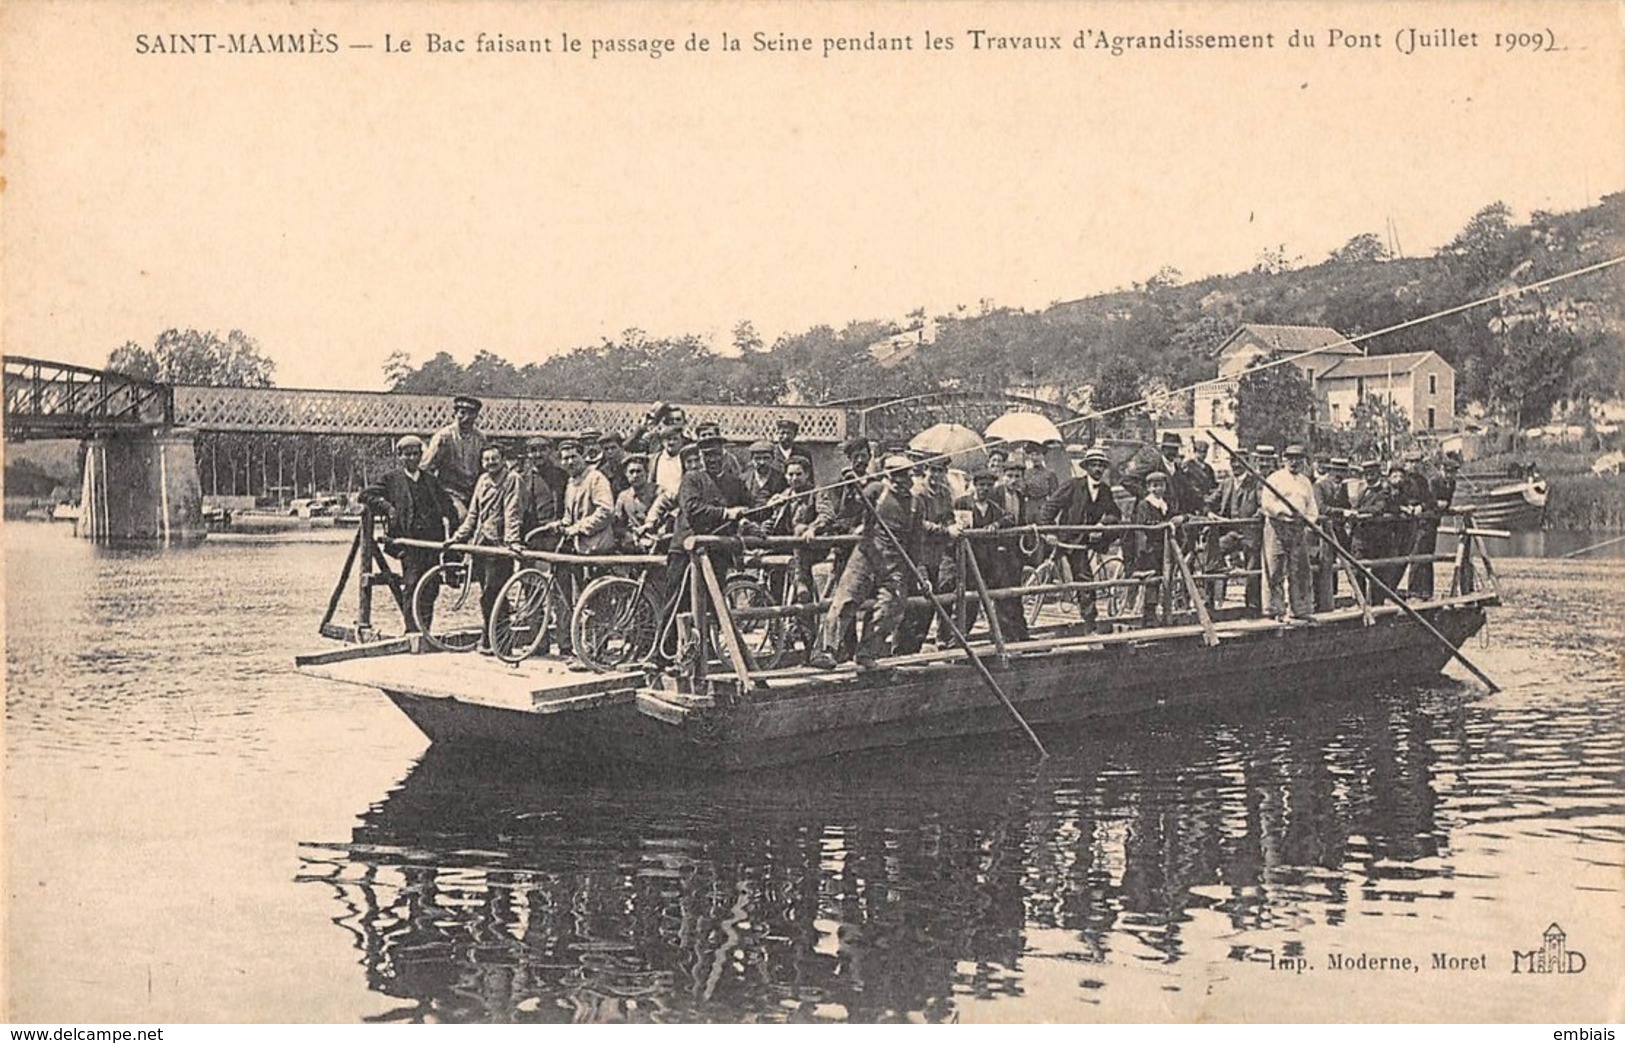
[1459,480,1547,531]
[380,598,1490,771]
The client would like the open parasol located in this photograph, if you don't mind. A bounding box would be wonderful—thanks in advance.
[909,422,987,471]
[984,411,1065,448]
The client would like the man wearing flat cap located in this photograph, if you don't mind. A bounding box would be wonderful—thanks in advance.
[744,440,789,509]
[359,434,459,633]
[1260,443,1318,622]
[771,418,813,479]
[506,437,561,549]
[423,394,487,517]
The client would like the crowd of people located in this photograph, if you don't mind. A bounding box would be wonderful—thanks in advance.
[360,393,1462,668]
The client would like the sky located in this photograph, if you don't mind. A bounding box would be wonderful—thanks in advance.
[4,0,1622,391]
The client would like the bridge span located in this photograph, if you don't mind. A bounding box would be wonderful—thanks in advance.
[5,354,1078,543]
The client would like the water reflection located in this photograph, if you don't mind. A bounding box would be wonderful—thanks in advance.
[300,684,1481,1023]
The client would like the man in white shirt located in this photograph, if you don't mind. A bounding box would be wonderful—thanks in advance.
[650,421,688,500]
[1259,443,1319,622]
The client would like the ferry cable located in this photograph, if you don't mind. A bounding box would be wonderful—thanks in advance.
[1058,252,1625,437]
[764,253,1625,517]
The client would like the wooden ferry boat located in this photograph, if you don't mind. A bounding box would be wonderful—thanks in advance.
[1457,467,1548,531]
[297,512,1503,771]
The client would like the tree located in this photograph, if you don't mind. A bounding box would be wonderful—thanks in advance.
[1438,201,1516,286]
[1252,244,1303,276]
[1234,362,1314,450]
[1323,395,1413,459]
[108,328,275,387]
[1328,232,1390,265]
[1090,355,1144,430]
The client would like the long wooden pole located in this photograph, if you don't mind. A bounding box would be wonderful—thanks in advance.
[860,488,1048,758]
[1560,532,1625,559]
[1216,442,1500,693]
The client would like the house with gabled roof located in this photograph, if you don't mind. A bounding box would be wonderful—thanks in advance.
[1195,324,1364,431]
[1195,323,1456,438]
[1318,350,1455,432]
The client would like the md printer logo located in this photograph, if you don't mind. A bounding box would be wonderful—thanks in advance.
[1512,922,1586,974]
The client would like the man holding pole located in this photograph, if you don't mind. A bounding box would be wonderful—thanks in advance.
[1260,444,1318,623]
[810,456,916,671]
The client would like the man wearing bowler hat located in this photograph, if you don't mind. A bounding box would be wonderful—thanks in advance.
[424,394,487,516]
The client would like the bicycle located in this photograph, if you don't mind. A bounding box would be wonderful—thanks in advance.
[486,529,576,664]
[412,548,486,653]
[1019,533,1126,627]
[571,565,663,673]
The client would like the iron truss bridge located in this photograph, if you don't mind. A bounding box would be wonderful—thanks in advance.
[3,356,175,441]
[2,356,848,443]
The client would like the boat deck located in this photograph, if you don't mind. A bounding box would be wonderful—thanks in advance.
[296,591,1498,714]
[297,639,639,715]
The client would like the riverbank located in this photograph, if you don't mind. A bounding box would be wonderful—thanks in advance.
[1547,473,1625,531]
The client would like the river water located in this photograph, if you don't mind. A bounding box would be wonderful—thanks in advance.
[4,522,1621,1023]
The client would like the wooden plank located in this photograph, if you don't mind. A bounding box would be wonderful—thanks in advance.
[1172,538,1219,647]
[698,549,755,687]
[295,635,416,666]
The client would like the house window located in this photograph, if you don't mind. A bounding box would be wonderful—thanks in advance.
[1427,406,1436,429]
[1429,373,1438,395]
[1356,377,1365,398]
[1331,403,1341,423]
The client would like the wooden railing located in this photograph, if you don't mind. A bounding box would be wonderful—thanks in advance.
[318,509,1503,688]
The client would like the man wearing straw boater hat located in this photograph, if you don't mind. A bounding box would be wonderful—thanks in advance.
[423,394,487,516]
[1312,456,1353,611]
[1260,444,1319,623]
[1039,444,1121,633]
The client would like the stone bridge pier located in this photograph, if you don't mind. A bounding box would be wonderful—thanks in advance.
[78,427,206,543]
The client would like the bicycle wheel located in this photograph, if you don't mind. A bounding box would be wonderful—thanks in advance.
[571,575,660,672]
[489,567,558,664]
[413,558,484,652]
[1022,560,1057,626]
[723,576,783,668]
[1094,554,1127,619]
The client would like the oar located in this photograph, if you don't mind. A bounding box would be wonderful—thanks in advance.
[859,484,1048,758]
[1215,442,1500,694]
[1561,532,1625,559]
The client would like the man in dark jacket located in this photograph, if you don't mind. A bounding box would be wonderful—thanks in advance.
[810,456,917,670]
[645,432,752,669]
[359,435,459,633]
[770,418,814,480]
[1040,445,1122,631]
[956,468,1029,642]
[1211,445,1274,612]
[508,437,560,545]
[1311,456,1353,611]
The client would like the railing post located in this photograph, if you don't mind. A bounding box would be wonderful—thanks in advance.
[1160,527,1175,625]
[357,508,376,633]
[689,546,708,684]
